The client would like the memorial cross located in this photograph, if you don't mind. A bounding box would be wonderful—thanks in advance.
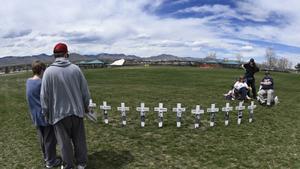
[247,101,256,123]
[86,99,97,122]
[99,101,111,124]
[235,101,245,125]
[172,103,186,127]
[117,103,129,126]
[222,103,233,126]
[191,105,204,128]
[136,103,149,127]
[154,103,167,128]
[207,104,219,127]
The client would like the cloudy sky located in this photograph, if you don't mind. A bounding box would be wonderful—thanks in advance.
[0,0,300,64]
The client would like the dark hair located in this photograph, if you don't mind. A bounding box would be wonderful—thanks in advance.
[31,60,46,75]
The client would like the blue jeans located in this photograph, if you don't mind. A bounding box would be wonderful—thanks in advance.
[238,87,248,100]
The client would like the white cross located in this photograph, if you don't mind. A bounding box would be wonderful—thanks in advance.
[207,104,219,113]
[248,101,256,111]
[207,104,219,127]
[191,105,204,128]
[191,105,204,115]
[235,101,245,111]
[117,102,129,126]
[136,103,149,127]
[172,103,186,117]
[89,99,96,109]
[222,103,233,126]
[154,103,167,128]
[172,103,186,127]
[235,101,245,125]
[136,103,149,116]
[154,103,167,117]
[86,99,97,122]
[247,101,256,123]
[99,101,111,124]
[222,103,233,112]
[100,101,111,111]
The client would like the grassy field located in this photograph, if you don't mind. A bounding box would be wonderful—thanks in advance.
[0,66,300,169]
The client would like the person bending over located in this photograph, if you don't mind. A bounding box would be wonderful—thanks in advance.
[234,76,251,100]
[242,58,259,98]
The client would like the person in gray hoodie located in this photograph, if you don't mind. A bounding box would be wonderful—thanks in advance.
[41,43,90,169]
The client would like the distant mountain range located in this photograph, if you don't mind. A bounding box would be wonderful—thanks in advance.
[0,53,203,67]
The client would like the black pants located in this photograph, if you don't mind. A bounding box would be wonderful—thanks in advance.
[36,125,57,166]
[54,115,87,169]
[246,77,257,98]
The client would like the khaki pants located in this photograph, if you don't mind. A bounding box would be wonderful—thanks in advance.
[258,89,274,105]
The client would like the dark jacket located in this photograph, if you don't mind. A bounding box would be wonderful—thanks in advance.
[261,76,274,90]
[243,63,259,78]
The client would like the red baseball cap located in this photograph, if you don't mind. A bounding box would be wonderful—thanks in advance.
[53,43,68,54]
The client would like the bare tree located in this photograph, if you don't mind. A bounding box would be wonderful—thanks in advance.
[205,52,217,60]
[265,48,278,70]
[277,57,289,71]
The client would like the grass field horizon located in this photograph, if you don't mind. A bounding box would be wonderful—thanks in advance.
[1,66,299,169]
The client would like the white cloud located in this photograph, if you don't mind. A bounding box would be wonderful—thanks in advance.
[0,0,299,64]
[241,45,254,52]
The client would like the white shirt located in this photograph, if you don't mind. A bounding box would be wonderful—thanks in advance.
[234,81,248,90]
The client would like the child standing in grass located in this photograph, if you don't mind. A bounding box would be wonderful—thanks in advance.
[26,60,61,168]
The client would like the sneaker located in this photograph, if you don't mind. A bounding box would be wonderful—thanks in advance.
[46,158,62,168]
[274,96,279,105]
[61,165,74,169]
[77,165,86,169]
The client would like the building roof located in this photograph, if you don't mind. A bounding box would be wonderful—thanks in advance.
[204,60,219,64]
[110,59,125,66]
[87,59,104,64]
[77,60,104,65]
[78,61,87,64]
[221,61,241,65]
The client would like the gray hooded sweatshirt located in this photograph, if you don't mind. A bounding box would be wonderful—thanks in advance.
[41,58,90,125]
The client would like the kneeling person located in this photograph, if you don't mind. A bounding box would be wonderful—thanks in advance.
[234,76,251,100]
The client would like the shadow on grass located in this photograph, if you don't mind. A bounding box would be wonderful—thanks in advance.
[88,150,134,169]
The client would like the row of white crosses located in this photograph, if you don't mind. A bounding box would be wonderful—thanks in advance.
[89,99,257,128]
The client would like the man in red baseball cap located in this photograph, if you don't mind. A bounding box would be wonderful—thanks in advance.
[41,42,90,169]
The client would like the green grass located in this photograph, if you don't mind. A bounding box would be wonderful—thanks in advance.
[1,66,300,169]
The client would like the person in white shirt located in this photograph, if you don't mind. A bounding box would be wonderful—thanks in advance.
[234,76,251,100]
